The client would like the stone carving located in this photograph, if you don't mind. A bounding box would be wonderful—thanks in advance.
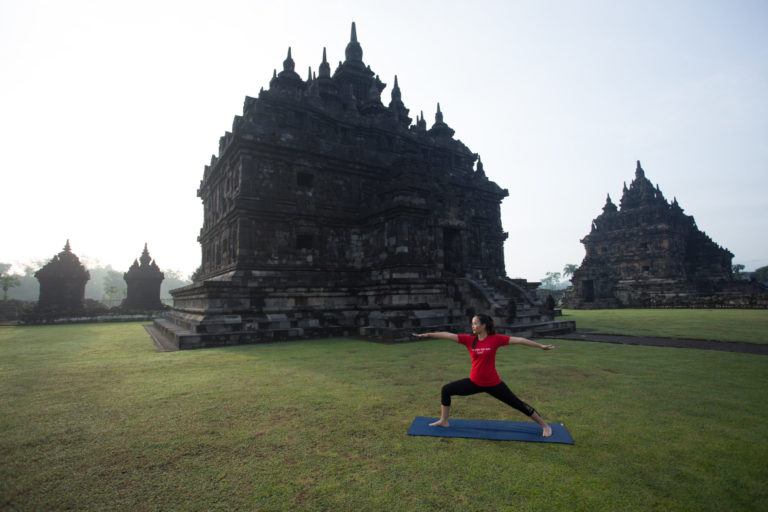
[567,161,765,308]
[157,22,574,349]
[122,244,165,310]
[34,240,90,312]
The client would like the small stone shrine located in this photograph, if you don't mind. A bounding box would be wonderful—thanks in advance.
[122,244,165,310]
[35,240,90,312]
[156,23,573,349]
[567,161,765,308]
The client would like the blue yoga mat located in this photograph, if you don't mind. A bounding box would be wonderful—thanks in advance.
[407,416,574,444]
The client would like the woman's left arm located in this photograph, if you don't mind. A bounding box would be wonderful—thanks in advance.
[508,336,555,350]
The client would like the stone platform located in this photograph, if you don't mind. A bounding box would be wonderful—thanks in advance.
[154,273,574,350]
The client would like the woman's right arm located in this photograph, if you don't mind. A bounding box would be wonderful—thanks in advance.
[412,332,459,343]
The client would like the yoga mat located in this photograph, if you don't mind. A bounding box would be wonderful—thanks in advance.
[407,416,574,444]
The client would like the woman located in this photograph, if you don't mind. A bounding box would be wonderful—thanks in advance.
[413,314,555,437]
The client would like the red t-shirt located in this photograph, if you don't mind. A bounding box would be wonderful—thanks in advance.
[457,334,511,386]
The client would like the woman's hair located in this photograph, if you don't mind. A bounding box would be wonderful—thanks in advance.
[472,314,496,349]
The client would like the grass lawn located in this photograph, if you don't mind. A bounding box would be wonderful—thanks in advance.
[1,321,767,511]
[562,308,768,344]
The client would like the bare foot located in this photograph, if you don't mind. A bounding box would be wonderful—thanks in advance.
[429,419,450,428]
[542,424,552,437]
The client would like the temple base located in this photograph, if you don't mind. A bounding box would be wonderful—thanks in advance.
[156,271,574,350]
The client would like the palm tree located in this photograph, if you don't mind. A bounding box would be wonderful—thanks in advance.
[562,264,579,280]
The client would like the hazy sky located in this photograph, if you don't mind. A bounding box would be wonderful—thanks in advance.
[2,0,767,282]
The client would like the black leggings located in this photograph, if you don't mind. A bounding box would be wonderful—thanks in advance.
[440,378,536,417]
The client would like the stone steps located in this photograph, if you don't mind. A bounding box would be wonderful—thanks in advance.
[144,320,183,351]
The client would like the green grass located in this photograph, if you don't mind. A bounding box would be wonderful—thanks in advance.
[1,321,767,511]
[562,308,768,344]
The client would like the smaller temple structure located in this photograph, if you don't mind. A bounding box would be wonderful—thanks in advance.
[35,240,90,312]
[122,244,165,310]
[567,161,765,308]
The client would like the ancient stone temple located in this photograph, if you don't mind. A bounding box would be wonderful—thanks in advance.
[567,161,763,308]
[122,244,165,310]
[35,240,90,312]
[157,23,573,349]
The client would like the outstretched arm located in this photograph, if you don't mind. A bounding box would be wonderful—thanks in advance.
[508,336,555,350]
[412,332,459,343]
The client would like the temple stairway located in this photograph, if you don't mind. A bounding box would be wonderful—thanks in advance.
[455,277,575,338]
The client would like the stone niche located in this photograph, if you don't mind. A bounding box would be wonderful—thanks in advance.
[156,23,574,349]
[566,161,766,309]
[122,244,165,310]
[34,240,90,312]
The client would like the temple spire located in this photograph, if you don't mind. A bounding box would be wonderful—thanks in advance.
[429,102,455,138]
[416,110,426,130]
[391,75,401,101]
[344,21,363,62]
[636,160,644,179]
[603,193,617,213]
[283,47,295,72]
[476,155,485,176]
[318,47,330,78]
[387,74,410,126]
[271,47,302,89]
[140,243,152,266]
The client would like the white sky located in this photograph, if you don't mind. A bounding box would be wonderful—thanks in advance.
[2,0,767,281]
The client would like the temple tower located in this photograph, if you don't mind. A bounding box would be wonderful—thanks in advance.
[35,240,90,312]
[122,244,165,310]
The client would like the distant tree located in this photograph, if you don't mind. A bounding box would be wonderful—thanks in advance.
[3,262,44,301]
[1,274,21,300]
[0,263,11,276]
[732,264,746,279]
[102,284,125,303]
[754,266,768,284]
[101,268,126,303]
[562,264,578,280]
[161,269,193,299]
[84,265,105,300]
[540,271,562,290]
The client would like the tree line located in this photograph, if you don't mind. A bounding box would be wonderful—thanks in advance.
[539,264,578,290]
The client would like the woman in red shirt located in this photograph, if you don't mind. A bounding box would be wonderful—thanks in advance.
[413,314,555,437]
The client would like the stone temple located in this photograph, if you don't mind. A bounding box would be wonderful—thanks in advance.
[567,161,764,308]
[122,244,165,311]
[156,23,573,349]
[35,240,90,313]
